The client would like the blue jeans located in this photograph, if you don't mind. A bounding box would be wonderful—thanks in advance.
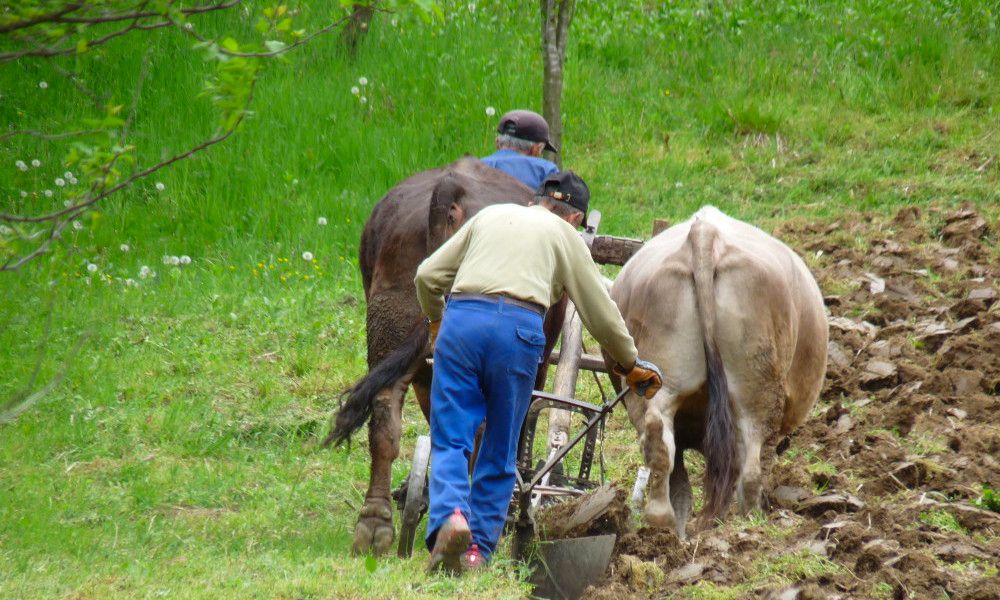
[424,297,545,561]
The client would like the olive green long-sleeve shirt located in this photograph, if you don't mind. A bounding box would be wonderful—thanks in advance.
[414,204,638,369]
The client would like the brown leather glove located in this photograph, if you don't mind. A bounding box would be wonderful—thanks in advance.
[614,358,663,399]
[427,319,442,352]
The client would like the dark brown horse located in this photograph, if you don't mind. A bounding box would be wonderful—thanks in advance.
[323,157,566,555]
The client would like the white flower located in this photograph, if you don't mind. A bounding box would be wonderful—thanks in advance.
[468,3,476,13]
[69,177,78,185]
[359,76,368,86]
[31,159,41,168]
[72,221,83,230]
[179,255,191,265]
[485,106,496,117]
[19,191,27,198]
[43,189,53,198]
[360,96,368,105]
[63,200,73,207]
[15,160,27,171]
[391,18,398,27]
[55,178,65,187]
[302,251,314,261]
[125,278,137,287]
[675,181,684,188]
[64,171,73,179]
[351,86,360,95]
[86,263,98,273]
[229,312,238,321]
[139,266,153,279]
[120,244,130,252]
[155,182,165,192]
[183,22,194,31]
[317,216,328,226]
[39,81,48,89]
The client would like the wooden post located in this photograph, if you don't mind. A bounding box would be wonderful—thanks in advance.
[547,303,582,453]
[652,218,671,237]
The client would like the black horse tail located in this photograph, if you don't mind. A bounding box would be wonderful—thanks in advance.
[688,217,738,523]
[323,321,429,448]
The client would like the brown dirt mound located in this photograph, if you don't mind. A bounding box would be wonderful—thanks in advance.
[578,204,1000,598]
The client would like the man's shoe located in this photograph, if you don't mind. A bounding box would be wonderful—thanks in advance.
[426,508,472,575]
[461,544,486,571]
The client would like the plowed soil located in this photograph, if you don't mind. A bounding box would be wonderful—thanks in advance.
[541,205,1000,599]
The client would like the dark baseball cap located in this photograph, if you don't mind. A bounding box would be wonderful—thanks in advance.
[536,170,589,227]
[497,109,558,153]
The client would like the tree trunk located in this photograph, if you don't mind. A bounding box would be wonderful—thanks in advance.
[341,4,373,55]
[540,0,576,168]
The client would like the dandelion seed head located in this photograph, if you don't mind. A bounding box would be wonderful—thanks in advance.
[183,22,194,31]
[64,171,73,179]
[39,81,48,89]
[351,86,360,96]
[20,190,27,198]
[155,182,165,192]
[31,159,41,168]
[485,106,496,117]
[63,200,73,207]
[15,160,27,171]
[179,255,191,265]
[43,189,53,198]
[360,96,368,105]
[55,178,65,187]
[139,265,153,279]
[0,225,11,235]
[125,278,137,287]
[69,177,78,185]
[72,221,83,230]
[359,76,368,86]
[120,244,130,252]
[301,251,314,261]
[86,263,98,273]
[317,216,328,226]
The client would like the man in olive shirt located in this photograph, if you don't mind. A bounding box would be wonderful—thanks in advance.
[414,171,663,574]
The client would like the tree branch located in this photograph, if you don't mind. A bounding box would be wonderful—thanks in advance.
[0,2,84,34]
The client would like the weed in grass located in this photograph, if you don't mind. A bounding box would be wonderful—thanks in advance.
[918,510,967,535]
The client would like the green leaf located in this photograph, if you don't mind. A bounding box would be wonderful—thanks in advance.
[76,38,88,54]
[276,18,292,32]
[221,37,241,53]
[264,40,287,53]
[364,554,377,573]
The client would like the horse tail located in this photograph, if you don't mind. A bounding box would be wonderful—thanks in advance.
[323,321,429,447]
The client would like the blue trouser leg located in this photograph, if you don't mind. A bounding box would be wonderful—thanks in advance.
[425,299,545,561]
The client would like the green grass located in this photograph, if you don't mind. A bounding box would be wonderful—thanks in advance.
[2,0,1000,597]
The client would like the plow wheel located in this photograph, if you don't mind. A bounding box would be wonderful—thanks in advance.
[397,435,431,558]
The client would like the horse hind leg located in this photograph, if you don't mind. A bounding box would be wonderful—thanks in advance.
[352,375,410,556]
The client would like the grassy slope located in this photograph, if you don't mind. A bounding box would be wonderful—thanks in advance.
[1,1,998,597]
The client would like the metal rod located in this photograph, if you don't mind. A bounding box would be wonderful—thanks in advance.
[523,387,629,493]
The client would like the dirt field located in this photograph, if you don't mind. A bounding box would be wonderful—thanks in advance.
[542,205,999,599]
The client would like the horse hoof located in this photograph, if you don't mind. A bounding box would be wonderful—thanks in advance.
[352,502,394,556]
